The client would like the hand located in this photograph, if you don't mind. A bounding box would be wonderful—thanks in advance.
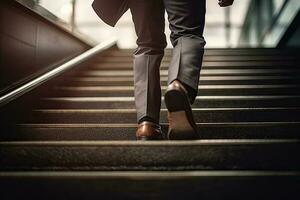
[218,0,234,7]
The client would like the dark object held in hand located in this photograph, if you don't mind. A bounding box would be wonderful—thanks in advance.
[218,0,234,7]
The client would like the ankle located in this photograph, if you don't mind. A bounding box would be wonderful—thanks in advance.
[138,116,158,125]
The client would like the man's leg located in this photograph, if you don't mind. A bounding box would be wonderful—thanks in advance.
[128,0,167,124]
[163,0,206,139]
[163,0,206,104]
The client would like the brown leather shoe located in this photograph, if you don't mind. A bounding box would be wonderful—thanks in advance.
[136,121,163,140]
[164,80,199,140]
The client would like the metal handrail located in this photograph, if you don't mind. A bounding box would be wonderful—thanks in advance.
[0,37,117,107]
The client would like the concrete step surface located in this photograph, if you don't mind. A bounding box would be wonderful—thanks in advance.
[0,139,299,170]
[1,171,299,200]
[9,122,300,141]
[37,95,300,109]
[25,107,300,123]
[51,84,300,96]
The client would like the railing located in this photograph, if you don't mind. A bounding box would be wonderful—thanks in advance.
[0,38,117,107]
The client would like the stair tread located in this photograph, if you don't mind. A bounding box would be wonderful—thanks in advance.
[1,170,299,177]
[83,69,300,76]
[1,139,298,144]
[32,107,300,112]
[8,121,300,140]
[41,95,300,101]
[1,171,299,200]
[96,55,297,60]
[1,139,299,171]
[68,75,300,81]
[17,121,300,127]
[33,94,300,108]
[53,84,300,97]
[56,84,300,90]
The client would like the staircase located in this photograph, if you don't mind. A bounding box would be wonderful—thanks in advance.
[1,48,300,199]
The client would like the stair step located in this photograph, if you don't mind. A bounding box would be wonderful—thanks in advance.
[51,85,300,96]
[24,108,300,123]
[95,55,297,62]
[69,75,300,81]
[89,63,299,70]
[1,171,299,200]
[102,48,298,56]
[89,62,299,70]
[58,85,300,90]
[10,122,300,141]
[0,140,299,170]
[38,96,300,109]
[82,69,300,77]
[65,76,300,86]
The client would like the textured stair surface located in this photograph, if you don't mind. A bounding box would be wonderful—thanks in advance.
[1,140,299,170]
[1,171,300,200]
[1,48,298,141]
[1,48,300,199]
[11,122,300,141]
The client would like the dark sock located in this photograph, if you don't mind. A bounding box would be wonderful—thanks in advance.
[138,116,158,124]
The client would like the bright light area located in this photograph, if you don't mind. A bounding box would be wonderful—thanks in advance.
[38,0,250,48]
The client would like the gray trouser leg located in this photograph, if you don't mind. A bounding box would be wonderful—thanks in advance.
[129,0,166,123]
[133,54,164,123]
[164,0,206,104]
[168,36,206,103]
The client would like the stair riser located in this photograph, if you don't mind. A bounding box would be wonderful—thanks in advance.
[37,98,300,109]
[49,88,300,97]
[11,124,300,141]
[63,79,300,86]
[1,142,299,170]
[94,55,297,62]
[101,49,298,56]
[25,109,300,123]
[81,73,300,78]
[82,69,300,77]
[1,173,299,200]
[89,65,300,71]
[89,62,298,69]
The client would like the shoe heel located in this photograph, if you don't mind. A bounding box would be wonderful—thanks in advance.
[165,89,185,112]
[167,110,198,140]
[165,87,199,140]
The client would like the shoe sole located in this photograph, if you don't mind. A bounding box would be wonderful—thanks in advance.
[165,88,199,140]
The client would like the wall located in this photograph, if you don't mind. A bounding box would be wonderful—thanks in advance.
[0,1,90,95]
